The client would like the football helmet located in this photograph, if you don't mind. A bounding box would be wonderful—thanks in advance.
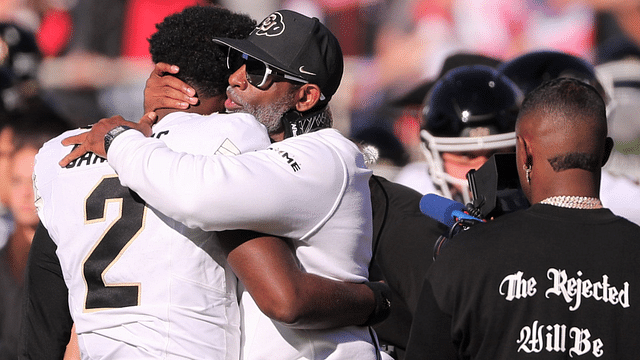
[420,65,522,203]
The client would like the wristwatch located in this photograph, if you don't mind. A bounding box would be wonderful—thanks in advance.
[362,281,392,327]
[104,125,132,154]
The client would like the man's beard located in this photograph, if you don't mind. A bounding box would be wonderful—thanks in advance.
[227,86,297,134]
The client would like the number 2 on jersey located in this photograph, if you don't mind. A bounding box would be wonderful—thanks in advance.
[83,175,147,310]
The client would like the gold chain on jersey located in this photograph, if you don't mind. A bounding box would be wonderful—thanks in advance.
[539,196,603,209]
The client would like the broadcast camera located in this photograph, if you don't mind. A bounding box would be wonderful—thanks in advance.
[466,152,530,220]
[424,152,530,259]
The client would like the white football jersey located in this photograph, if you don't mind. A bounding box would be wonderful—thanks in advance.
[106,128,378,359]
[33,112,271,359]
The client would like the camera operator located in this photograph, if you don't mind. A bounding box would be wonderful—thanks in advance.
[404,78,640,359]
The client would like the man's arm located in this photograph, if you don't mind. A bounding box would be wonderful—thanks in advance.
[62,123,349,241]
[218,230,390,329]
[19,222,74,359]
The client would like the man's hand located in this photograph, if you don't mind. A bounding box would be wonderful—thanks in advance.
[59,113,157,167]
[144,62,198,113]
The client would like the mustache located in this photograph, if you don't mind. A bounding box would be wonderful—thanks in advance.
[226,86,247,108]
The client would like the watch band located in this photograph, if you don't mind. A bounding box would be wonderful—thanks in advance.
[362,281,392,327]
[104,125,132,154]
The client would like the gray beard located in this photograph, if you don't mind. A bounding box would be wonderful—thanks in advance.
[226,86,296,134]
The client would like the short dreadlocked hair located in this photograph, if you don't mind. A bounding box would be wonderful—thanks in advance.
[149,6,256,98]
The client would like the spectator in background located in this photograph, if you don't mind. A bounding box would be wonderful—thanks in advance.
[0,140,37,359]
[0,94,69,247]
[0,106,71,359]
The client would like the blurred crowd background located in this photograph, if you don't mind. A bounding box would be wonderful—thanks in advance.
[1,0,639,175]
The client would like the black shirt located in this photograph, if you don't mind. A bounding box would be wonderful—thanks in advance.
[405,204,640,359]
[369,175,447,359]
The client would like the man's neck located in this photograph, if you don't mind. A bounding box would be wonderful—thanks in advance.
[270,131,285,142]
[155,109,173,121]
[532,173,601,204]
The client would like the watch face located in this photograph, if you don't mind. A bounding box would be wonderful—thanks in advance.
[104,126,131,153]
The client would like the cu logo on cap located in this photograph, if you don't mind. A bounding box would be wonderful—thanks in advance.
[255,12,285,37]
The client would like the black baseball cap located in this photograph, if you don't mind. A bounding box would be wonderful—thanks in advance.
[497,50,596,95]
[213,10,344,102]
[390,53,502,107]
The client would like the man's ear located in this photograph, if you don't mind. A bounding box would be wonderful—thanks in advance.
[516,135,532,168]
[602,136,614,166]
[294,84,322,112]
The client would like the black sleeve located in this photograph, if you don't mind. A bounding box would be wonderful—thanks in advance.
[18,221,73,360]
[404,277,458,360]
[369,175,448,312]
[369,175,449,356]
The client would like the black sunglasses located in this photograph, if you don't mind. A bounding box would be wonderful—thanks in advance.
[227,48,308,89]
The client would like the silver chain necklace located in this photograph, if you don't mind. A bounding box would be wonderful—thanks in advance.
[539,196,603,209]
